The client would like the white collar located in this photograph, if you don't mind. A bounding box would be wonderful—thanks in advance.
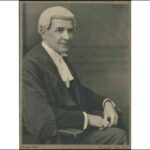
[42,41,67,60]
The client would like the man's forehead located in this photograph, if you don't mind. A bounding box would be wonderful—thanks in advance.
[51,18,74,28]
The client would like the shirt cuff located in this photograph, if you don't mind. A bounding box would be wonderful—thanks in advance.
[82,112,88,130]
[103,98,116,108]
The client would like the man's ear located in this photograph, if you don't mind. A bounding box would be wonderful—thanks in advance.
[40,26,47,40]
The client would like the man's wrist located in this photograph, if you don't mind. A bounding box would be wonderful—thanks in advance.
[103,98,116,108]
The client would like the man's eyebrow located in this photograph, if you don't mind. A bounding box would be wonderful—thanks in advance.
[55,26,74,29]
[54,27,74,32]
[54,27,64,31]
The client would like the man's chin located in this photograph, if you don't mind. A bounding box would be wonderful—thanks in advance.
[60,47,69,53]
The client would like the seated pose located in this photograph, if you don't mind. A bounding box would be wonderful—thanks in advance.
[22,6,127,144]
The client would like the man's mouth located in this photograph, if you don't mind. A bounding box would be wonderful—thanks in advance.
[61,43,70,46]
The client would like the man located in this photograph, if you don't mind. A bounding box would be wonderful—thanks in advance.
[23,6,127,144]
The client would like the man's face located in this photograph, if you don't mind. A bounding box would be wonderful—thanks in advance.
[44,19,74,54]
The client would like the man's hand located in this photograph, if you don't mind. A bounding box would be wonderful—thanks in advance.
[103,101,118,127]
[87,114,109,129]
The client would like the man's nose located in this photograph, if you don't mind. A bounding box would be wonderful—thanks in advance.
[62,30,70,40]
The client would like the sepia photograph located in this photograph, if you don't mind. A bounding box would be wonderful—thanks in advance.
[20,1,130,149]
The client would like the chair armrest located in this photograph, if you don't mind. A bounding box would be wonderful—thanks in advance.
[58,128,83,138]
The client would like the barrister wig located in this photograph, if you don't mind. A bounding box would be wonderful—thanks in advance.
[38,6,76,35]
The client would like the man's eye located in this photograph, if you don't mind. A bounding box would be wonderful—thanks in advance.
[68,29,74,33]
[56,28,64,33]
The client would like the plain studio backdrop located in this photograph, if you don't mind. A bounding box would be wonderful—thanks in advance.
[22,2,130,135]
